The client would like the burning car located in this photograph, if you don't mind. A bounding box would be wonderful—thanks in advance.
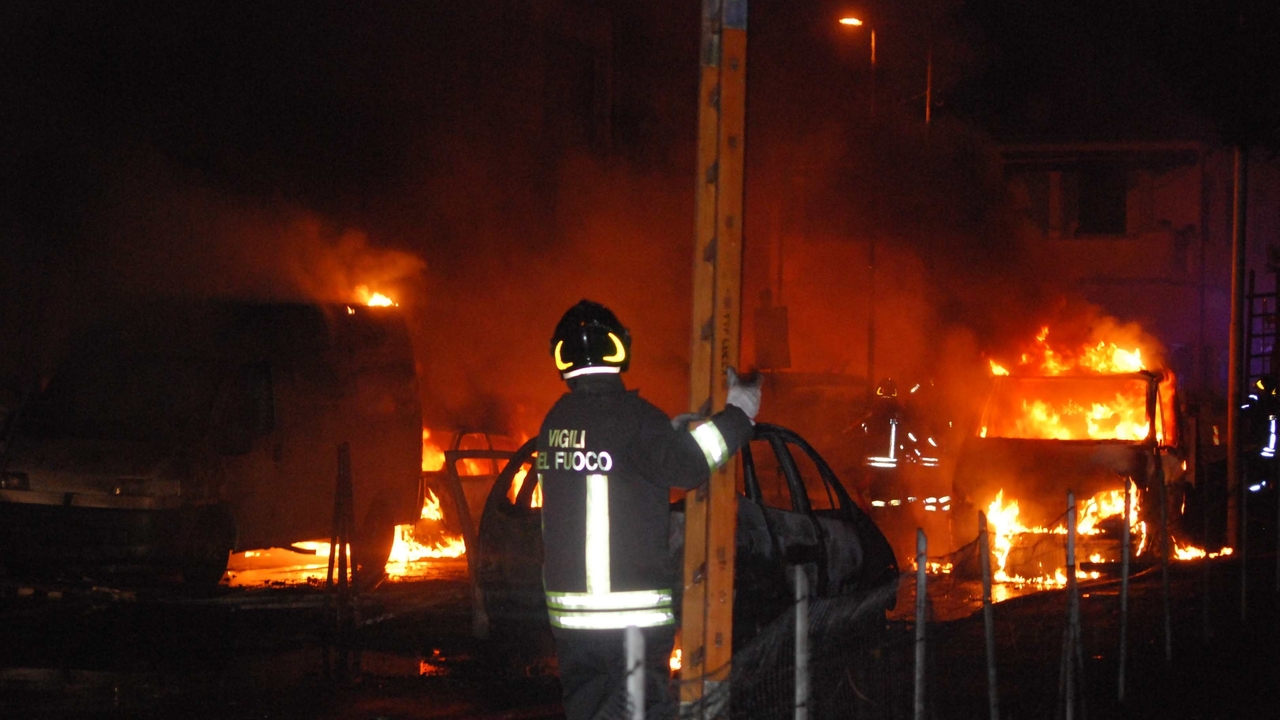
[0,300,422,588]
[949,327,1186,581]
[474,422,899,649]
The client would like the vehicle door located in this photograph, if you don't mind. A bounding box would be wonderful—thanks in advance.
[475,438,543,621]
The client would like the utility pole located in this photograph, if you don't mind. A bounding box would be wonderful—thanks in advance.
[683,0,748,715]
[1227,146,1248,545]
[924,45,933,125]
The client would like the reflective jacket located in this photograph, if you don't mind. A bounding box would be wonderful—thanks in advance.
[536,373,753,631]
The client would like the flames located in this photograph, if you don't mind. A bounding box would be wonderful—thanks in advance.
[983,486,1234,590]
[388,433,470,577]
[984,488,1141,586]
[508,464,543,507]
[988,326,1147,378]
[983,326,1154,442]
[353,284,397,307]
[422,429,446,472]
[1005,326,1145,375]
[389,429,541,578]
[386,488,467,569]
[1172,540,1234,561]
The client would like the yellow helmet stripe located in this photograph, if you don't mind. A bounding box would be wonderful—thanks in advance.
[603,332,626,363]
[554,341,573,371]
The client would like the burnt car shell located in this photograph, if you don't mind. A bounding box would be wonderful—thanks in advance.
[476,423,898,649]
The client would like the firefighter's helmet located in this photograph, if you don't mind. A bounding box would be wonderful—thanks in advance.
[550,300,632,379]
[875,378,898,398]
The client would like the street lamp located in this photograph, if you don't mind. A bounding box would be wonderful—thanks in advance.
[838,16,934,125]
[838,17,876,68]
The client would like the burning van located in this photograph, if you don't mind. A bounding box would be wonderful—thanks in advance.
[0,300,421,587]
[950,328,1186,579]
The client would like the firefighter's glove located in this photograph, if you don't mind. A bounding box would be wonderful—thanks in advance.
[670,412,703,431]
[726,367,761,424]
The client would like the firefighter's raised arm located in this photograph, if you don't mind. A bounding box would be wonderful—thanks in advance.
[632,367,759,490]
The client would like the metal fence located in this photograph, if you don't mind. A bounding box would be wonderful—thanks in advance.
[596,476,1277,720]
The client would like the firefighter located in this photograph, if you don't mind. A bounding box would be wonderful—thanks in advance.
[537,300,759,720]
[862,378,913,564]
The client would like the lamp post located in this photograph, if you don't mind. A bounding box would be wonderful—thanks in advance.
[838,17,877,118]
[840,16,878,387]
[838,16,933,125]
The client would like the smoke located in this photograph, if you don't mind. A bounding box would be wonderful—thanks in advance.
[985,299,1168,371]
[80,157,427,305]
[4,1,1186,453]
[742,115,1056,395]
[18,152,428,378]
[410,151,695,435]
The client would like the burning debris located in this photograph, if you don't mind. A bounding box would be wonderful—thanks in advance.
[984,488,1138,587]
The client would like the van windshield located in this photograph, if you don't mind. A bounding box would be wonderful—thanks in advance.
[981,375,1151,441]
[22,353,220,444]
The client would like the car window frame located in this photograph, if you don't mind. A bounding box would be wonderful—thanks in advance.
[756,424,856,521]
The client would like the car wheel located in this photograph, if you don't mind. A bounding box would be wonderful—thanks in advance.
[354,497,396,585]
[181,504,237,593]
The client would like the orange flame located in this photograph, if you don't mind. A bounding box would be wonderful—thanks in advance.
[985,488,1137,586]
[354,284,397,307]
[985,327,1153,441]
[420,487,445,521]
[422,429,445,472]
[999,326,1146,376]
[1172,540,1234,561]
[507,462,544,508]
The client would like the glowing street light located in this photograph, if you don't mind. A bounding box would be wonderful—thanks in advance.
[837,15,934,125]
[837,16,876,67]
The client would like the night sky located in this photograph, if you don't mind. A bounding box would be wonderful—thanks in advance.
[2,0,1278,428]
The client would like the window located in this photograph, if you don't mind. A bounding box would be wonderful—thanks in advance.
[1008,169,1050,232]
[786,442,836,511]
[1075,164,1127,235]
[748,439,792,510]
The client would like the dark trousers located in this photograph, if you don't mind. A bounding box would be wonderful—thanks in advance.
[554,625,676,720]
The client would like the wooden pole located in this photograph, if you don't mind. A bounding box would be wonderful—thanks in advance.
[914,528,927,720]
[682,1,749,714]
[979,512,1000,720]
[1119,476,1131,702]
